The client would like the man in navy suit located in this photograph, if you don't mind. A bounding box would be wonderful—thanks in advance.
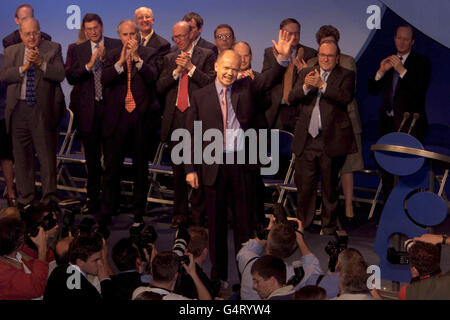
[186,31,292,281]
[101,20,159,221]
[66,14,121,221]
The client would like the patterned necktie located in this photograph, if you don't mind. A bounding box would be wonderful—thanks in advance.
[283,59,294,105]
[93,44,103,101]
[308,71,329,138]
[26,66,37,106]
[141,37,146,46]
[177,70,189,112]
[221,87,228,146]
[125,57,136,113]
[388,56,403,114]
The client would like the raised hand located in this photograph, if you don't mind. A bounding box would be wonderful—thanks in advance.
[378,56,393,75]
[272,30,294,60]
[305,69,324,89]
[176,52,194,72]
[388,55,405,74]
[128,39,140,61]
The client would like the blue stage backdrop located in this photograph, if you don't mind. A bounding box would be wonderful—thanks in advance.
[1,1,449,159]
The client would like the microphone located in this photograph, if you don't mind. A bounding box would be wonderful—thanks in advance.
[397,112,411,132]
[408,113,420,135]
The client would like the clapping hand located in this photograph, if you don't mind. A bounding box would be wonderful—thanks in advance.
[304,69,324,89]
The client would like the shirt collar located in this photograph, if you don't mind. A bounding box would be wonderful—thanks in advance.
[70,263,88,279]
[397,51,410,63]
[90,37,104,51]
[181,44,195,56]
[192,36,200,47]
[140,30,154,45]
[215,80,232,96]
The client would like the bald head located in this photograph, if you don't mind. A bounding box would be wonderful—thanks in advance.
[19,17,41,49]
[215,50,241,87]
[233,41,252,71]
[0,207,21,220]
[135,7,154,37]
[172,21,193,52]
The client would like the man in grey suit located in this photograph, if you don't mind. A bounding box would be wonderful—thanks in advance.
[0,17,65,208]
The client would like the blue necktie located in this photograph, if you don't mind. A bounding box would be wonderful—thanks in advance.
[26,66,37,106]
[93,45,103,101]
[308,71,329,138]
[141,38,146,46]
[388,56,403,114]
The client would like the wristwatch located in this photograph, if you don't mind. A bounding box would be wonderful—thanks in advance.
[442,235,448,245]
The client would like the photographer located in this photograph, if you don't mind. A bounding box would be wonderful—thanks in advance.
[132,251,212,300]
[174,226,220,299]
[333,248,374,300]
[251,255,296,300]
[110,237,153,300]
[237,216,322,300]
[44,233,114,300]
[0,216,49,300]
[399,240,450,300]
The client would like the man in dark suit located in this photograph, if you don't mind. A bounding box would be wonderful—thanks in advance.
[181,12,217,57]
[0,17,65,208]
[66,14,122,219]
[368,24,431,199]
[101,20,159,221]
[289,41,356,234]
[2,4,51,49]
[134,6,170,71]
[263,18,317,133]
[44,234,113,300]
[214,24,236,55]
[185,31,292,281]
[157,21,215,228]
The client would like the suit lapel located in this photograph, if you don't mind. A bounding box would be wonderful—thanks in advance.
[231,82,240,118]
[34,42,47,88]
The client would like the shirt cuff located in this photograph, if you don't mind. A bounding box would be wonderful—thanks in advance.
[114,63,124,74]
[188,65,196,77]
[320,82,327,94]
[39,61,47,73]
[303,84,311,95]
[276,57,290,68]
[135,58,144,70]
[85,64,93,72]
[19,67,25,77]
[173,70,180,80]
[375,72,383,81]
[399,69,407,78]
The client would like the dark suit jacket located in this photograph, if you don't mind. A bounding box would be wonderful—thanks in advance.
[144,32,170,71]
[186,62,286,186]
[368,51,431,139]
[157,46,216,142]
[101,45,159,138]
[2,29,51,49]
[0,40,65,132]
[44,264,113,300]
[66,37,122,133]
[289,65,356,158]
[110,271,145,300]
[262,44,317,129]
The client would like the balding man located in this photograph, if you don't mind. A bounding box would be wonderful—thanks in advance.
[0,17,65,209]
[157,21,215,228]
[134,6,170,71]
[2,4,51,49]
[101,20,159,222]
[185,31,292,282]
[289,41,356,235]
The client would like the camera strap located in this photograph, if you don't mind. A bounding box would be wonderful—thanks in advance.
[315,274,325,286]
[241,256,259,277]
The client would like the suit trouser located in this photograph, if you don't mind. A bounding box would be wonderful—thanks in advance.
[78,101,103,208]
[205,162,255,281]
[102,110,150,217]
[294,133,346,232]
[169,109,205,224]
[11,101,58,206]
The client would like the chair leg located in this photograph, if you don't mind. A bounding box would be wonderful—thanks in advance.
[368,179,383,220]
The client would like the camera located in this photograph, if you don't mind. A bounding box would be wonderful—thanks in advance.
[20,205,58,238]
[172,227,191,270]
[129,216,158,262]
[256,204,300,240]
[325,230,348,272]
[286,261,305,287]
[386,239,414,265]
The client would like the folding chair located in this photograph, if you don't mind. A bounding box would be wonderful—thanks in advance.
[146,142,175,206]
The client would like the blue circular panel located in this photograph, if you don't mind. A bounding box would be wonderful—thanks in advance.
[374,133,425,175]
[406,192,447,227]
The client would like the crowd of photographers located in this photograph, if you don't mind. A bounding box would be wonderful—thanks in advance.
[0,204,449,300]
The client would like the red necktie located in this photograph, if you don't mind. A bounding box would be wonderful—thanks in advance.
[177,70,189,112]
[125,57,136,113]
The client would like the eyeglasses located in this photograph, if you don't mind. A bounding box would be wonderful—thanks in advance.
[172,33,189,41]
[215,33,233,40]
[85,25,101,33]
[318,53,337,59]
[22,31,40,38]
